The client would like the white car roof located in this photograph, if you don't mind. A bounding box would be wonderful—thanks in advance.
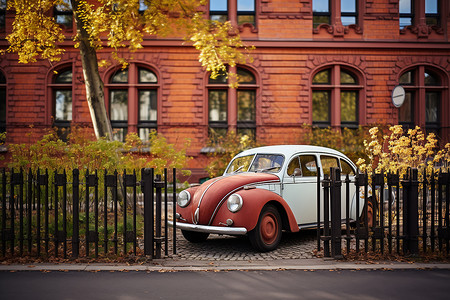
[235,145,352,162]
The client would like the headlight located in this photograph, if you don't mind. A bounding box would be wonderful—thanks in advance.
[177,190,191,208]
[227,194,243,213]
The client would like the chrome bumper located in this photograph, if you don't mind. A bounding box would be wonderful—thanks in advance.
[168,221,247,235]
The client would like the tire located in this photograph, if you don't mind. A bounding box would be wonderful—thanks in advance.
[248,205,282,252]
[181,230,210,243]
[360,196,376,228]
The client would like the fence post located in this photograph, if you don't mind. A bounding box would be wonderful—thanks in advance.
[322,174,331,257]
[404,168,419,256]
[154,174,164,259]
[142,168,153,258]
[72,169,79,258]
[330,167,342,259]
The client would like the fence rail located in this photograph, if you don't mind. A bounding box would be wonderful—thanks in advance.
[318,167,450,258]
[0,168,177,260]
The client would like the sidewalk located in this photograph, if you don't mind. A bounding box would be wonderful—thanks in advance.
[2,258,450,272]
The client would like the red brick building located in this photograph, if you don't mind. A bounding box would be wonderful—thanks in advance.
[0,0,449,178]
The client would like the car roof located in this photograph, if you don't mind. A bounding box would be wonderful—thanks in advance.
[235,145,352,162]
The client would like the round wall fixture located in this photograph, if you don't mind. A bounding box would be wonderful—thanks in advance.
[392,85,405,108]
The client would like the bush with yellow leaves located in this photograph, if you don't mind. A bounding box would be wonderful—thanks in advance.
[356,125,450,179]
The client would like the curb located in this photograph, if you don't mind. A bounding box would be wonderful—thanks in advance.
[1,259,450,272]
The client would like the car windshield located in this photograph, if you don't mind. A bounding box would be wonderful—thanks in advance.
[225,153,284,174]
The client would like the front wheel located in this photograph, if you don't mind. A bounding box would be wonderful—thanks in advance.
[248,205,282,252]
[181,230,210,243]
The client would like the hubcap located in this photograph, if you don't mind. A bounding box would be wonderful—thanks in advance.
[260,212,278,244]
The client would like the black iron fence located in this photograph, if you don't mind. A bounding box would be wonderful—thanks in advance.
[0,168,177,259]
[318,167,450,258]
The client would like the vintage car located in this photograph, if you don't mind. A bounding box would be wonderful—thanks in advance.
[172,145,364,251]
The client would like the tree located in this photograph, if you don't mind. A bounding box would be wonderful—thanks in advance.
[2,0,253,139]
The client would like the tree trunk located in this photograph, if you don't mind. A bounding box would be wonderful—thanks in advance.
[72,0,113,140]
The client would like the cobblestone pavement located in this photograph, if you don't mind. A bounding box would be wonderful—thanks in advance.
[169,229,317,261]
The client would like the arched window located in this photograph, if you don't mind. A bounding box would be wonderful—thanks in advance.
[312,66,362,129]
[399,66,447,138]
[208,66,257,138]
[52,68,72,138]
[107,64,158,142]
[0,71,6,134]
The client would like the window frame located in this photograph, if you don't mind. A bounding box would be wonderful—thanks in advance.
[398,66,446,137]
[311,65,363,129]
[207,66,258,139]
[106,64,159,142]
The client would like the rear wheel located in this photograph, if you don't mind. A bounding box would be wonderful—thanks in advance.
[249,205,282,252]
[181,230,210,243]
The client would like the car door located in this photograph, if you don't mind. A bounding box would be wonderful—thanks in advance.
[282,154,319,226]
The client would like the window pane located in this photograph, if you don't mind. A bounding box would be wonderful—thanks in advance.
[238,15,255,25]
[321,155,339,176]
[341,71,356,84]
[112,128,127,142]
[312,91,330,122]
[341,16,355,26]
[209,72,228,84]
[341,160,355,176]
[400,17,412,29]
[238,0,254,11]
[425,71,439,86]
[399,0,412,13]
[399,71,413,85]
[56,0,72,11]
[313,16,330,27]
[287,157,300,176]
[110,90,128,121]
[55,90,72,121]
[55,70,72,83]
[237,90,255,121]
[209,90,227,122]
[210,0,227,11]
[237,128,255,138]
[237,68,256,84]
[56,15,73,28]
[425,0,438,13]
[300,155,318,177]
[426,16,438,26]
[111,69,128,83]
[341,0,356,13]
[0,0,6,10]
[139,90,157,121]
[139,69,157,83]
[0,72,6,84]
[426,92,439,123]
[313,0,329,12]
[210,15,227,22]
[139,128,151,142]
[399,92,413,123]
[313,70,330,84]
[340,91,357,122]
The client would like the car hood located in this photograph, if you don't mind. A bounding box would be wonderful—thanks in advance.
[190,172,280,225]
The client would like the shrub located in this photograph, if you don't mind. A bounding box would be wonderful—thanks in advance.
[204,130,260,178]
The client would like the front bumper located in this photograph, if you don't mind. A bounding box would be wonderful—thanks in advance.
[168,221,247,236]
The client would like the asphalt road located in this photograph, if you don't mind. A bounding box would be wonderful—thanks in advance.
[1,269,450,300]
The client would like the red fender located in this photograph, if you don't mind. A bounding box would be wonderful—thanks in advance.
[210,188,299,233]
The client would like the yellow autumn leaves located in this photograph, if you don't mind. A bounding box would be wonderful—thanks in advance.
[357,125,450,179]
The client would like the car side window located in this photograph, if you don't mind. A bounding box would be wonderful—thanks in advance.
[320,155,339,176]
[287,156,300,176]
[340,159,355,176]
[300,155,318,177]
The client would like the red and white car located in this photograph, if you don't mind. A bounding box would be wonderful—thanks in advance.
[172,145,363,251]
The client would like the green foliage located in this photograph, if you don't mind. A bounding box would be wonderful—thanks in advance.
[7,126,192,175]
[205,130,260,178]
[300,124,374,164]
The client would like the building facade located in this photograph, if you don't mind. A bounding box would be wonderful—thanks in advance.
[0,0,449,179]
